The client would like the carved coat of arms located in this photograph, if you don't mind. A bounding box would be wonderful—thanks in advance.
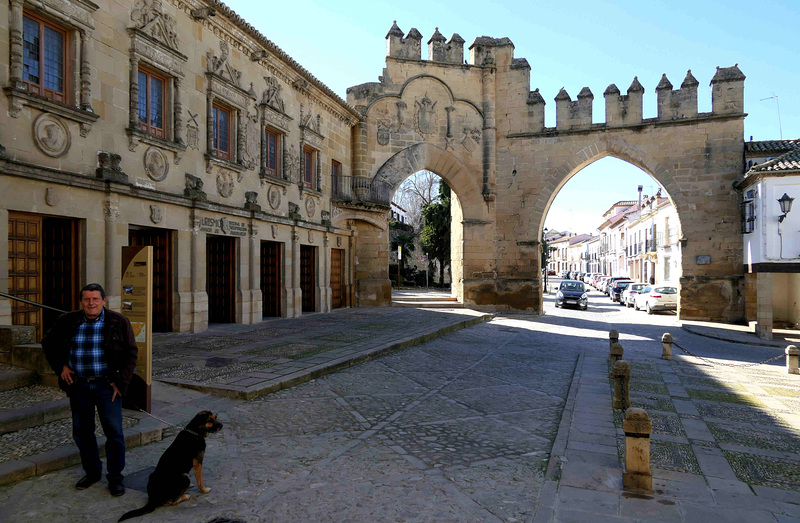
[414,95,438,135]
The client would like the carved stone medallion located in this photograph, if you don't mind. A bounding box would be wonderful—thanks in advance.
[268,185,281,209]
[305,196,316,217]
[33,114,71,157]
[144,147,169,181]
[217,171,234,198]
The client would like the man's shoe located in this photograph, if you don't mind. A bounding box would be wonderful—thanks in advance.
[109,479,125,497]
[75,474,101,490]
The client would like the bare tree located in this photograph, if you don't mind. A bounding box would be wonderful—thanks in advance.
[393,170,440,230]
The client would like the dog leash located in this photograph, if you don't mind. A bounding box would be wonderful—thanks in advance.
[123,395,185,431]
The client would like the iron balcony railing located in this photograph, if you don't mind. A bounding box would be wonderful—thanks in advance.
[331,175,392,206]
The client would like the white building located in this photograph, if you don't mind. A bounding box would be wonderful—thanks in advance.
[736,141,800,339]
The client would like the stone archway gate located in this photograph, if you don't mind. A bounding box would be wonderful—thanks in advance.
[341,23,746,321]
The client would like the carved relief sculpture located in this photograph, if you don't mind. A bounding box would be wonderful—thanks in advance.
[267,185,282,209]
[45,187,59,207]
[305,196,316,218]
[217,170,234,197]
[149,204,163,224]
[262,76,286,113]
[414,95,437,135]
[33,114,71,157]
[130,0,179,51]
[186,111,200,150]
[144,147,169,181]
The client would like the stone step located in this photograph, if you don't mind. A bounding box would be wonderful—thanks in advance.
[0,325,36,364]
[0,366,38,392]
[0,410,163,487]
[0,384,70,435]
[391,300,465,308]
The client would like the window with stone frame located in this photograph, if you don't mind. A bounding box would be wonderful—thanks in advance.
[137,65,167,139]
[22,11,68,103]
[6,0,98,134]
[212,102,234,161]
[264,128,282,177]
[303,146,317,190]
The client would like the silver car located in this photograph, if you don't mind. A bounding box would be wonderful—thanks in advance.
[622,283,647,308]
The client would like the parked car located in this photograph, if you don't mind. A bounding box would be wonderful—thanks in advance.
[604,276,633,296]
[598,276,611,293]
[555,280,588,310]
[622,283,647,307]
[609,280,634,302]
[634,285,678,314]
[547,269,556,276]
[560,270,570,278]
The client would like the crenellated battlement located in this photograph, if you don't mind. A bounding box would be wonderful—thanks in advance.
[523,65,745,134]
[386,21,515,66]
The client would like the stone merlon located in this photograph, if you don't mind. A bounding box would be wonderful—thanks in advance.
[681,69,699,88]
[710,64,746,84]
[628,76,645,93]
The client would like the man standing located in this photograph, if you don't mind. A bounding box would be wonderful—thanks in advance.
[42,283,138,496]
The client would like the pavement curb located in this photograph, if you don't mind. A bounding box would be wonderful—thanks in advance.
[533,352,584,522]
[681,323,794,349]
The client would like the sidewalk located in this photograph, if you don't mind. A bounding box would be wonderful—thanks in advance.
[537,348,800,522]
[0,306,491,486]
[682,319,800,348]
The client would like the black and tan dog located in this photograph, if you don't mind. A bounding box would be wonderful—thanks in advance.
[118,411,223,521]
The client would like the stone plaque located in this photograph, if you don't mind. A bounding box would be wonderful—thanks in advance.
[696,255,712,265]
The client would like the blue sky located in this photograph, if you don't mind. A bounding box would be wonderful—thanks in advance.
[224,0,798,233]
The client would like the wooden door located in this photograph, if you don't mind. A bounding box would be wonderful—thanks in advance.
[129,227,173,332]
[300,245,315,313]
[8,212,42,337]
[260,241,281,317]
[41,217,78,334]
[206,236,236,323]
[331,248,344,309]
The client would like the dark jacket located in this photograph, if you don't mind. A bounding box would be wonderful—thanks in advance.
[42,308,138,395]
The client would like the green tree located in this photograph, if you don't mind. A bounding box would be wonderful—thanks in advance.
[420,182,451,285]
[390,229,416,286]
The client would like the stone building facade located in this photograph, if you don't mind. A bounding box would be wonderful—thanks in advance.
[0,0,360,337]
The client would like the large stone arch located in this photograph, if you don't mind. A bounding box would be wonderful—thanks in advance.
[347,25,746,319]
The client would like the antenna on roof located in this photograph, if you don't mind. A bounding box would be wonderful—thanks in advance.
[760,94,783,139]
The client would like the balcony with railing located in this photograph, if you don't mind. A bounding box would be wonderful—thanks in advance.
[331,175,392,206]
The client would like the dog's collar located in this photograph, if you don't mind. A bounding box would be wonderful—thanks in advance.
[182,428,202,438]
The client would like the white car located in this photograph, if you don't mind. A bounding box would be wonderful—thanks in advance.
[634,285,678,314]
[622,282,647,308]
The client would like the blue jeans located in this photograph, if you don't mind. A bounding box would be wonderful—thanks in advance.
[69,379,126,481]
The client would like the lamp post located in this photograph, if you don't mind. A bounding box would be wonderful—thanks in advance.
[778,193,794,223]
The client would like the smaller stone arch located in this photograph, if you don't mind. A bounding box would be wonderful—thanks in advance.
[374,142,488,221]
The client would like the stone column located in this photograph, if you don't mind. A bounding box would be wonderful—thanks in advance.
[756,273,774,340]
[786,345,799,375]
[612,360,631,410]
[236,110,244,164]
[480,60,497,198]
[248,224,262,323]
[173,77,183,145]
[320,234,331,312]
[129,57,140,130]
[8,0,25,91]
[103,197,122,312]
[206,94,215,153]
[259,103,267,175]
[190,214,208,332]
[661,333,673,360]
[623,408,653,493]
[80,32,92,112]
[288,228,302,318]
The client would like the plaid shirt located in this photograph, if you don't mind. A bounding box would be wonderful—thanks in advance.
[69,308,108,378]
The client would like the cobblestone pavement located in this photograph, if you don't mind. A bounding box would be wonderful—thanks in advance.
[0,314,581,523]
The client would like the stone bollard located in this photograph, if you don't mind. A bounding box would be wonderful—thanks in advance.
[786,345,799,375]
[661,333,673,361]
[609,329,619,352]
[623,408,653,494]
[612,360,631,410]
[609,342,624,364]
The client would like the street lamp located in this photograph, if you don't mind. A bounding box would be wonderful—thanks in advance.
[778,193,794,223]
